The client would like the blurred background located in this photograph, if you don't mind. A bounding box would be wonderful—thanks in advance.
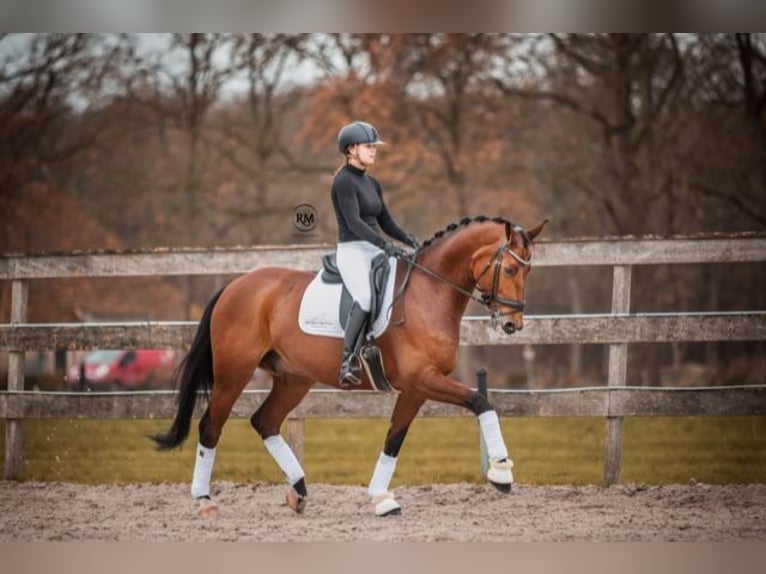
[1,33,764,391]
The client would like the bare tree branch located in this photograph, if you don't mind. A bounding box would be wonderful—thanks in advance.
[691,182,766,225]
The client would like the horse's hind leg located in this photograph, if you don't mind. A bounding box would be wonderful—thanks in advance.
[191,348,262,517]
[368,391,426,516]
[250,374,313,513]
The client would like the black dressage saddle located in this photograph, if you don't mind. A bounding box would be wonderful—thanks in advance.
[319,252,395,392]
[320,252,392,328]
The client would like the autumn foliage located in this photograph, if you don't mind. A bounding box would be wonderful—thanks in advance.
[1,33,764,385]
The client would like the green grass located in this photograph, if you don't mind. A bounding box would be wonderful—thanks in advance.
[1,417,765,485]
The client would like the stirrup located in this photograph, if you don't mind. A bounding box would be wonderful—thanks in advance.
[339,358,363,387]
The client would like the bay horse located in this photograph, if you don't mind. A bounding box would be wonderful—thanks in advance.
[152,215,547,517]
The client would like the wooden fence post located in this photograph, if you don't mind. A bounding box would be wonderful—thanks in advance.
[604,265,631,485]
[476,368,488,478]
[4,280,28,480]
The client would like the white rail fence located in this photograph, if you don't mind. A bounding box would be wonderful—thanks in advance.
[2,234,765,483]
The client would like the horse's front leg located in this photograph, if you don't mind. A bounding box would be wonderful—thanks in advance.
[368,391,426,516]
[421,370,514,493]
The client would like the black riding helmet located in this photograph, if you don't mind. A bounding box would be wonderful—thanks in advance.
[337,121,385,154]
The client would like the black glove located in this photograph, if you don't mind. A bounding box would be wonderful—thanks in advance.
[404,233,421,249]
[383,242,406,258]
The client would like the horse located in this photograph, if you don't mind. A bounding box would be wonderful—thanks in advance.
[152,215,547,517]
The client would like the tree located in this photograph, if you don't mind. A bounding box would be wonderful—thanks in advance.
[492,34,691,381]
[0,34,133,222]
[494,33,687,236]
[208,34,314,244]
[678,33,766,228]
[299,34,539,235]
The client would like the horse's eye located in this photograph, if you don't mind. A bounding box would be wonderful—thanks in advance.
[503,266,517,278]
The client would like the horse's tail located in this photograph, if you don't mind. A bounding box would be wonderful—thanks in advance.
[151,287,225,451]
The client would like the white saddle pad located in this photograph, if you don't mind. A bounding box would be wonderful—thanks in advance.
[298,257,397,338]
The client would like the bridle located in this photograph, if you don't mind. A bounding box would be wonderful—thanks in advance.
[394,226,531,323]
[474,239,530,318]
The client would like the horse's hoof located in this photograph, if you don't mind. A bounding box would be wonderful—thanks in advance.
[197,498,219,518]
[487,458,514,494]
[489,481,512,494]
[379,505,402,517]
[286,486,307,514]
[372,492,402,517]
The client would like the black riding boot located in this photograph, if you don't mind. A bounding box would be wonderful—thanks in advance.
[339,302,369,386]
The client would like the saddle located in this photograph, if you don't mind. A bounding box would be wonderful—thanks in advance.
[320,252,392,329]
[319,251,395,392]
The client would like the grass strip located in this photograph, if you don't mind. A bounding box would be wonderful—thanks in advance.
[1,417,764,485]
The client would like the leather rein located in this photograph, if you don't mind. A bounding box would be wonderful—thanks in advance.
[392,231,531,321]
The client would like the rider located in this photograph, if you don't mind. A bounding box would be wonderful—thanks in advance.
[331,120,420,386]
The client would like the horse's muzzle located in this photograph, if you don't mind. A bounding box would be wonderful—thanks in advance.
[502,321,522,335]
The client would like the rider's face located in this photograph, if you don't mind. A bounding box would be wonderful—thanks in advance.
[351,143,378,167]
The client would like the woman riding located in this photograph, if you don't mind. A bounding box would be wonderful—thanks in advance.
[331,120,419,386]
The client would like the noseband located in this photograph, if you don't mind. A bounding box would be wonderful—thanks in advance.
[475,241,530,316]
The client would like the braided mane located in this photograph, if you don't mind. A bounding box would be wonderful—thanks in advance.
[420,215,518,249]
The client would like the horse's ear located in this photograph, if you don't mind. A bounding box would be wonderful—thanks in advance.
[504,221,512,240]
[526,219,549,242]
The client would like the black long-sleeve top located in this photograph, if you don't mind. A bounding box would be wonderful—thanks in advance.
[330,163,410,249]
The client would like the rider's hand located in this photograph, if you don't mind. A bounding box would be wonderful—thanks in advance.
[383,242,406,258]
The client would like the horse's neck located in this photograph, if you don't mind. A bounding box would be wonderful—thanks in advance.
[420,223,500,288]
[414,223,501,315]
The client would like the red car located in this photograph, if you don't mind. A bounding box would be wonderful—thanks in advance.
[73,349,178,391]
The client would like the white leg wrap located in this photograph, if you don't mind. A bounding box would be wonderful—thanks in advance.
[478,410,509,461]
[263,435,305,484]
[368,452,397,498]
[191,443,216,499]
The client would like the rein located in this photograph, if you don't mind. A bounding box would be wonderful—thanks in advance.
[391,239,530,323]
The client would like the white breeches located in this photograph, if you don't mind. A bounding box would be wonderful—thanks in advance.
[336,240,384,312]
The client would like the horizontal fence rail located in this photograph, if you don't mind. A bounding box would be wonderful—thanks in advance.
[2,387,765,421]
[1,312,765,351]
[2,234,765,279]
[2,233,766,484]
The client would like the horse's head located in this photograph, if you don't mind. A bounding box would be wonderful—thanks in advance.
[470,219,548,334]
